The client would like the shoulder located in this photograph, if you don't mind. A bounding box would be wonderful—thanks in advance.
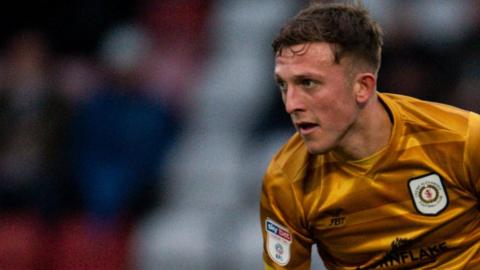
[261,133,313,232]
[264,133,311,187]
[380,92,472,139]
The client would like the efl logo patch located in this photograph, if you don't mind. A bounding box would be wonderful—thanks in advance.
[265,219,292,266]
[408,173,448,216]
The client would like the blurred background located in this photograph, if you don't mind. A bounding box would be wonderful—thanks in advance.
[0,0,479,269]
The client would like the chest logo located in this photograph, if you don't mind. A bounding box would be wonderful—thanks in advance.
[408,173,448,216]
[265,219,292,266]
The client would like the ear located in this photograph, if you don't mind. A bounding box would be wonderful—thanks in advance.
[353,73,376,104]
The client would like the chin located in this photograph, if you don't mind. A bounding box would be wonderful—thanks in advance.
[304,143,332,155]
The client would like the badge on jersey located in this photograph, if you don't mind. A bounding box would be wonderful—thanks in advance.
[408,173,449,216]
[265,218,292,266]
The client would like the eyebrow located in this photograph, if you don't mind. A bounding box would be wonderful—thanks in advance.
[274,72,324,83]
[294,74,317,81]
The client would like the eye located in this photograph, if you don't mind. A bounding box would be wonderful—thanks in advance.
[300,79,317,89]
[276,80,287,93]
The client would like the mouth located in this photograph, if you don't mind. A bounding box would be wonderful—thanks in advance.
[296,122,319,135]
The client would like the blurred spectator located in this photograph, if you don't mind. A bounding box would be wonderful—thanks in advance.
[0,30,70,220]
[54,56,100,108]
[448,0,480,113]
[452,57,480,112]
[370,0,474,102]
[138,0,211,113]
[68,23,179,223]
[0,30,74,270]
[44,23,182,270]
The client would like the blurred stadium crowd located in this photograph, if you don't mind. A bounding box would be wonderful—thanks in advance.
[0,0,479,269]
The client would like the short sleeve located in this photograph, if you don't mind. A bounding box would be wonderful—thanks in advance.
[260,160,314,270]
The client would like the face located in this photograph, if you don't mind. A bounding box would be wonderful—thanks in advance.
[274,42,361,155]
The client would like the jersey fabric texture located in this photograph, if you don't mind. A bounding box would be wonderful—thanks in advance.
[260,92,480,270]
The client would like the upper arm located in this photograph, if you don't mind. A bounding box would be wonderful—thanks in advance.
[260,161,314,270]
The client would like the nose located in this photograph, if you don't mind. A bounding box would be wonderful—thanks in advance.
[284,87,304,114]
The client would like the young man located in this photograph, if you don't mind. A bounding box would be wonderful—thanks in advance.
[260,2,480,270]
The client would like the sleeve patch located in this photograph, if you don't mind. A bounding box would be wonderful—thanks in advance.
[265,218,292,266]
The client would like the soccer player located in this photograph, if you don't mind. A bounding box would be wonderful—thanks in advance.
[260,2,480,270]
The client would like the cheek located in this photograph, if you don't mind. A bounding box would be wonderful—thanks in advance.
[314,95,357,125]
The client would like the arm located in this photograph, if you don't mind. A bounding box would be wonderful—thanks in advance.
[260,160,314,270]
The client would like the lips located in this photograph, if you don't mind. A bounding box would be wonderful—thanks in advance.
[296,122,319,134]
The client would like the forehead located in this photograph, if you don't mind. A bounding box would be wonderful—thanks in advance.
[277,43,335,61]
[274,42,338,76]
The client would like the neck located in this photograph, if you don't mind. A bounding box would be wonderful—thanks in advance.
[333,94,392,161]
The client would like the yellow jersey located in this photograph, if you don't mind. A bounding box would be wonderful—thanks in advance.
[261,93,480,269]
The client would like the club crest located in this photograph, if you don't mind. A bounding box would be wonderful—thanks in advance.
[408,173,448,216]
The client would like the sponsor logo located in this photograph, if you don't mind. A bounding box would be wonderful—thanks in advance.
[408,173,448,216]
[329,216,346,226]
[357,238,448,269]
[327,208,346,227]
[266,219,292,266]
[266,220,292,241]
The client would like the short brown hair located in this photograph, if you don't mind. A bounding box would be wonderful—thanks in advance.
[272,2,383,73]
